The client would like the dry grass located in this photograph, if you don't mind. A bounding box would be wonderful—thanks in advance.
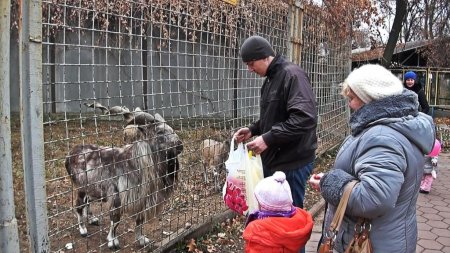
[11,116,233,252]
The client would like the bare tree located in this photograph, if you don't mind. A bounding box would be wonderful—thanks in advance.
[381,0,407,67]
[319,0,449,66]
[402,1,422,42]
[401,0,450,41]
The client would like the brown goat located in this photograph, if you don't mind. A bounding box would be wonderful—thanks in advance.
[200,139,230,190]
[65,112,183,249]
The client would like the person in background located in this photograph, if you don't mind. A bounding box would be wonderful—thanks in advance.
[404,71,430,114]
[420,139,441,194]
[420,155,439,194]
[309,64,435,253]
[243,171,313,253]
[233,35,317,211]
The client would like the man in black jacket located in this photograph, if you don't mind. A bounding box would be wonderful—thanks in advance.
[234,35,318,209]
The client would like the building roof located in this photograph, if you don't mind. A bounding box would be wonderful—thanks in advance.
[352,40,433,62]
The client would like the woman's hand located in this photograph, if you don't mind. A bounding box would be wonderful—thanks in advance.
[309,173,324,192]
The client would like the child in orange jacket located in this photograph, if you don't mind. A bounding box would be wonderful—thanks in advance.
[243,171,314,253]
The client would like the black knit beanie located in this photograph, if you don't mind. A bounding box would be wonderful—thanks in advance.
[240,36,275,62]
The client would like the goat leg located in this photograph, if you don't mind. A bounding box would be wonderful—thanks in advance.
[135,213,151,247]
[107,221,120,250]
[87,209,99,226]
[85,197,99,226]
[203,163,209,184]
[213,168,220,192]
[75,191,88,237]
[107,191,121,250]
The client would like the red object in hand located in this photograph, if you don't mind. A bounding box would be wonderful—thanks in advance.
[224,181,248,215]
[314,174,321,180]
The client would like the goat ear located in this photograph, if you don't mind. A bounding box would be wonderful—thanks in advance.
[154,113,166,123]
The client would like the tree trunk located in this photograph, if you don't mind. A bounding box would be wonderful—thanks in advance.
[381,0,407,67]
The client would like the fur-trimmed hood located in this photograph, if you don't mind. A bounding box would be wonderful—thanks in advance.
[350,89,433,155]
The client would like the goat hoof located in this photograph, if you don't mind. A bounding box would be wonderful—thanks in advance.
[137,236,151,246]
[89,217,99,226]
[79,227,88,237]
[108,238,120,250]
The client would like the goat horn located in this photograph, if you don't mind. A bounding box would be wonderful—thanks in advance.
[125,112,155,125]
[108,106,126,115]
[83,102,109,114]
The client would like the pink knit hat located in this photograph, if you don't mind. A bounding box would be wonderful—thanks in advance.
[254,171,294,212]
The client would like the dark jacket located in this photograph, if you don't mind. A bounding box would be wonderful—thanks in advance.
[248,55,317,172]
[403,80,430,114]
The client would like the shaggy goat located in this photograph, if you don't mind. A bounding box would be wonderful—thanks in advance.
[200,139,230,190]
[65,112,183,249]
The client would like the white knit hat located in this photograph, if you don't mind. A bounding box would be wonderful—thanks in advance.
[345,64,404,104]
[254,171,293,212]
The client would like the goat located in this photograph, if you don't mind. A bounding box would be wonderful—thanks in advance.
[84,101,133,115]
[65,112,183,250]
[200,139,230,191]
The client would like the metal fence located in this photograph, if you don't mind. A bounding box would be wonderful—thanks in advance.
[1,1,351,252]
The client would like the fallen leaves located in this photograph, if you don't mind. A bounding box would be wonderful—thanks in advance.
[186,238,197,252]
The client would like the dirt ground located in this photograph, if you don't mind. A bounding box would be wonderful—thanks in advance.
[12,118,233,253]
[11,116,333,253]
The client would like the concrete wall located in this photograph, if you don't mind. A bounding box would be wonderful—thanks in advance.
[10,30,261,119]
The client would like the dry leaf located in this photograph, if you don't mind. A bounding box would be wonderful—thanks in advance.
[187,238,197,252]
[207,244,216,252]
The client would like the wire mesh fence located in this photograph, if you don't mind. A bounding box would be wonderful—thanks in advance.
[4,0,351,252]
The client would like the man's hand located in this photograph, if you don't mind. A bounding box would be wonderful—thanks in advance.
[233,127,252,143]
[246,136,268,155]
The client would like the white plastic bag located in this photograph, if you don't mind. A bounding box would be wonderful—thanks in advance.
[223,138,263,215]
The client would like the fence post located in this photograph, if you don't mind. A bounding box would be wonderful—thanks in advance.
[19,0,49,252]
[288,0,304,65]
[0,0,21,252]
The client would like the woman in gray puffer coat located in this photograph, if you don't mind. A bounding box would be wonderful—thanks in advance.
[309,64,435,253]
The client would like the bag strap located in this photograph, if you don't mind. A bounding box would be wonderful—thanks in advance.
[328,180,358,232]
